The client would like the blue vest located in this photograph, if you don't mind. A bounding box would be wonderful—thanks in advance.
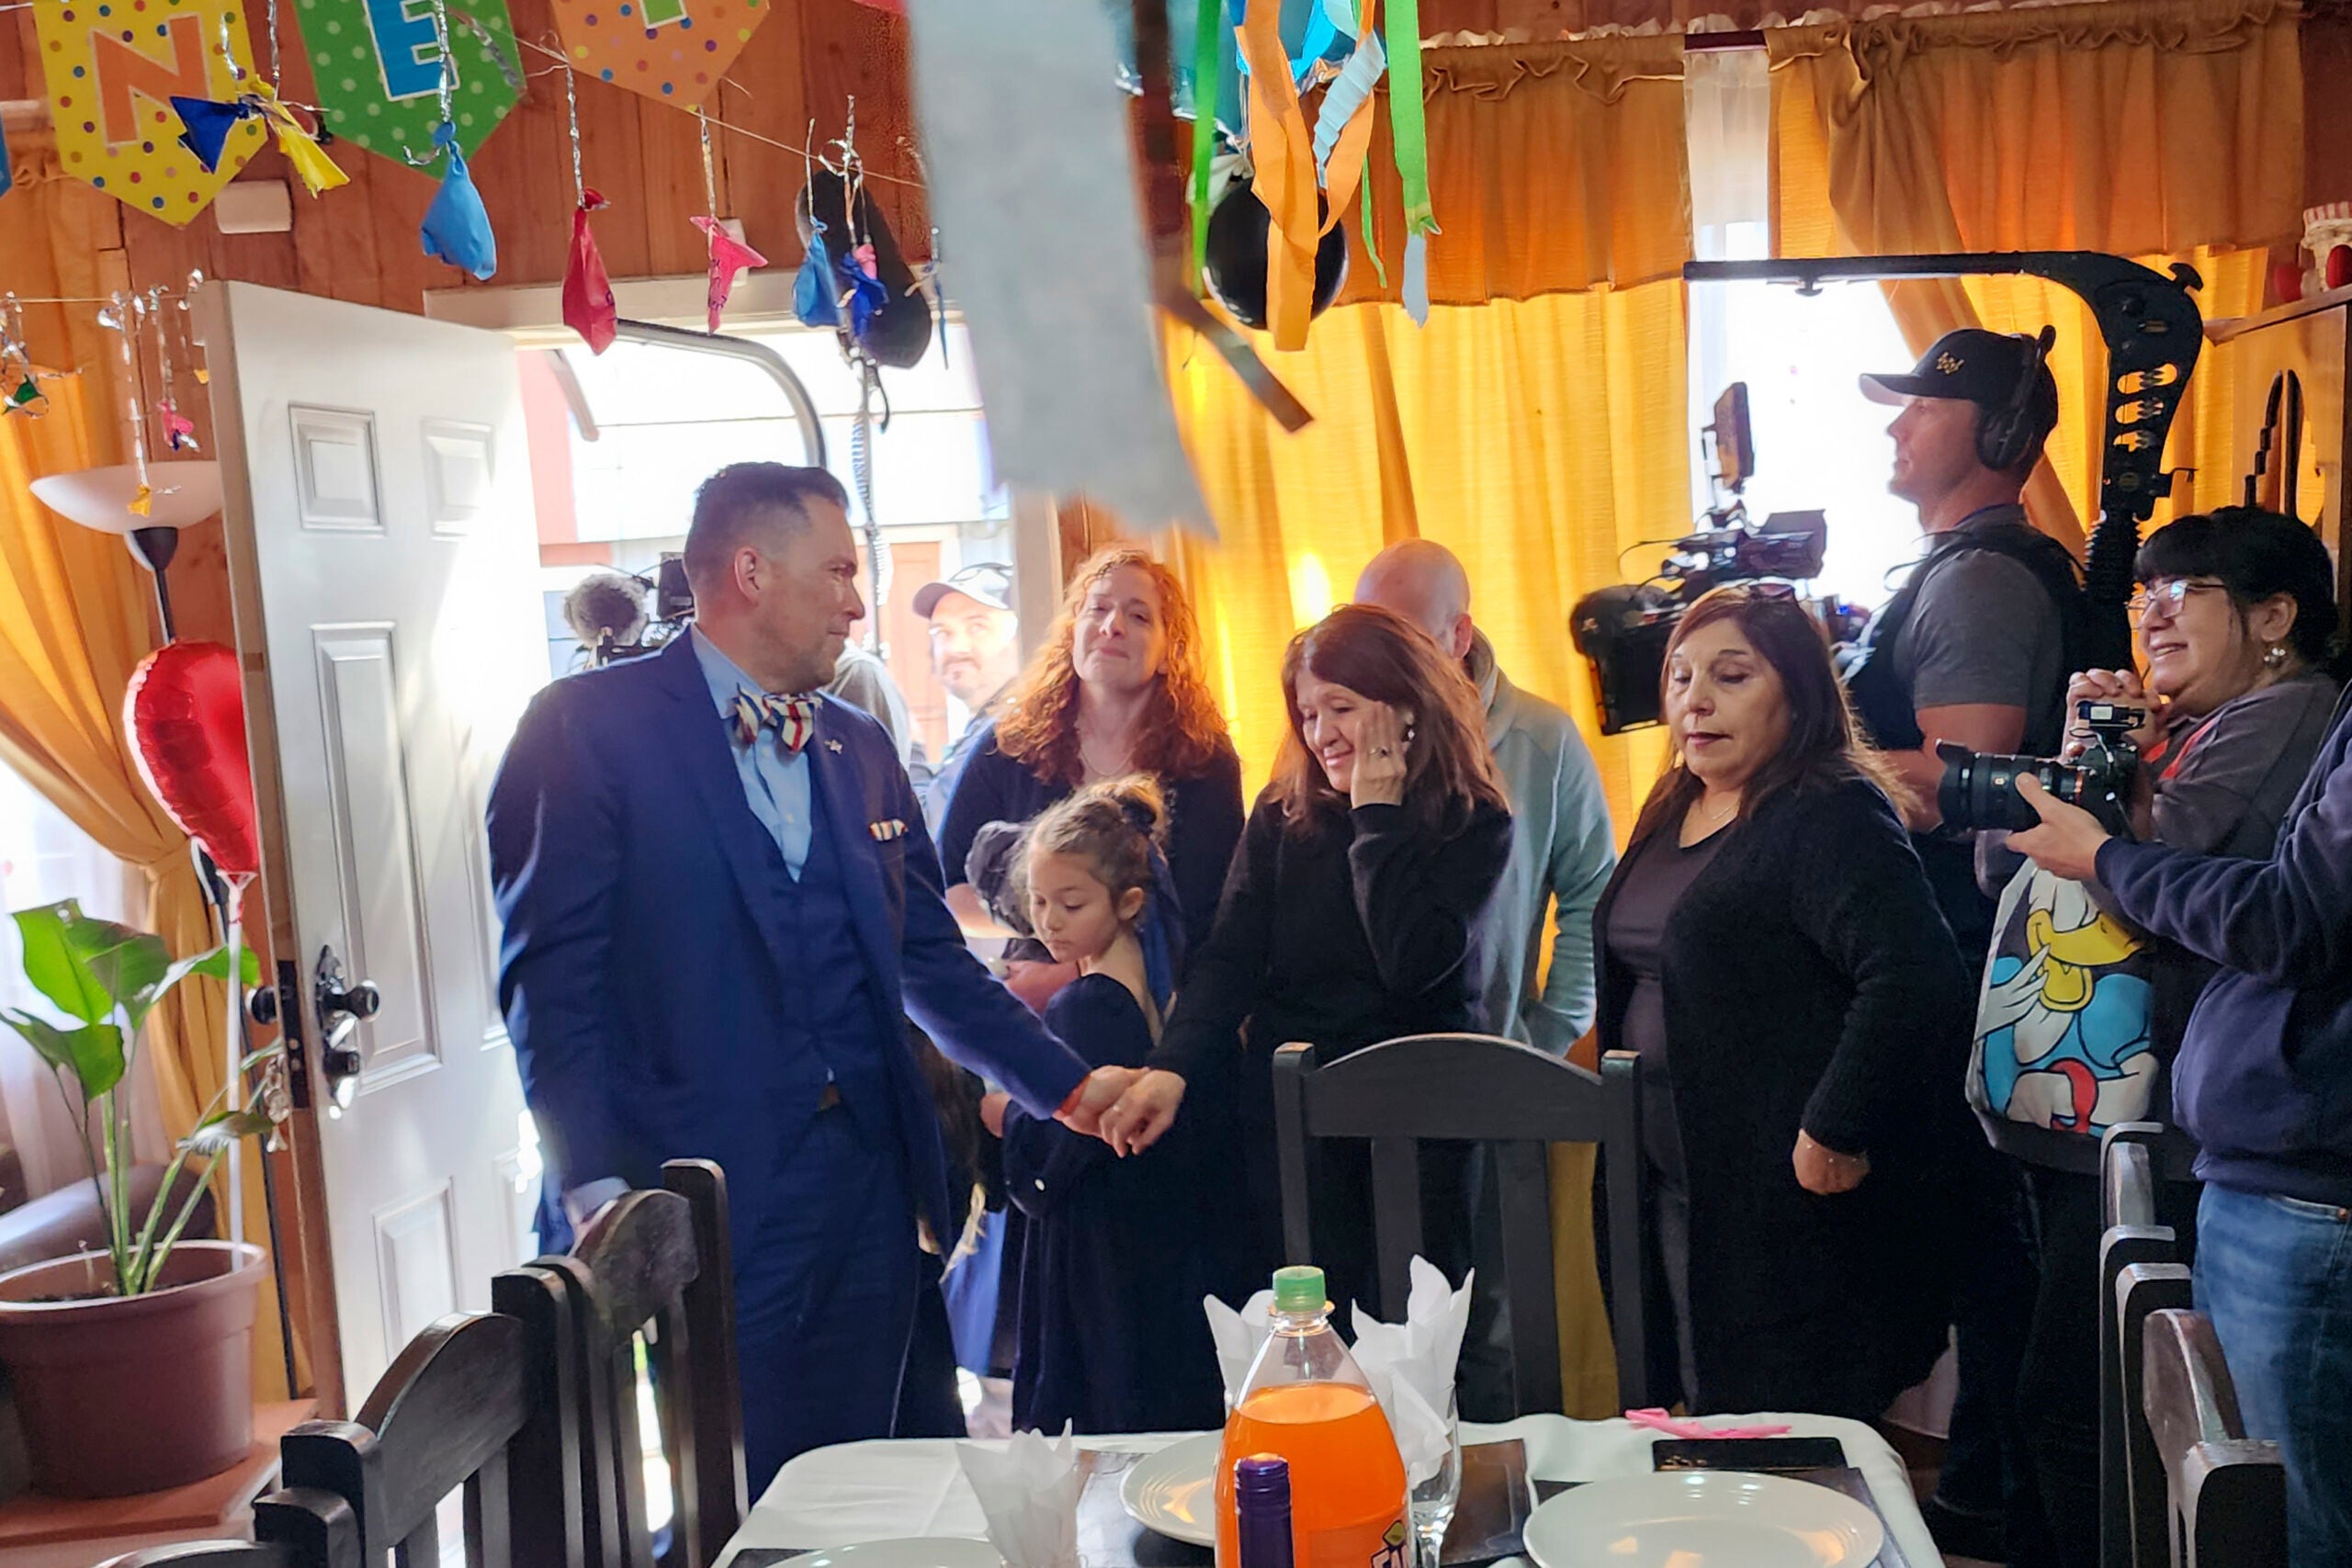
[742,763,894,1142]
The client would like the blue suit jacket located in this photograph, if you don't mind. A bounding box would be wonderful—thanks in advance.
[486,636,1090,1244]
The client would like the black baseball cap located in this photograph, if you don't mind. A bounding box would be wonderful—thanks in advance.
[912,561,1015,618]
[1860,328,2059,433]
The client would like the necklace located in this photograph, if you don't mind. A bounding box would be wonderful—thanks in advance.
[1688,793,1737,839]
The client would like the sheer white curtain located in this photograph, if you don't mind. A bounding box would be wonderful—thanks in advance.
[1681,43,1926,614]
[0,763,166,1208]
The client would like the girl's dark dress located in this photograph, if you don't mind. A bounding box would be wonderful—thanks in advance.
[1001,973,1227,1434]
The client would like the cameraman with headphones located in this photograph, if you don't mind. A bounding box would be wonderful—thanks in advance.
[1845,327,2078,1567]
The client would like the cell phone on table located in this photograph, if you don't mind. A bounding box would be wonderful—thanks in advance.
[1652,1436,1848,1473]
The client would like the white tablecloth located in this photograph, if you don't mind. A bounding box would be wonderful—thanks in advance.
[726,1413,1942,1567]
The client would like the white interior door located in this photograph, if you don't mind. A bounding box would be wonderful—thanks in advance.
[197,281,547,1410]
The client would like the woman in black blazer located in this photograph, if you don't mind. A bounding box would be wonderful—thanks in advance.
[1595,585,1973,1419]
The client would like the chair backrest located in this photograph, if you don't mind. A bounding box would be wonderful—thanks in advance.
[1272,1033,1647,1416]
[278,1274,582,1568]
[560,1159,747,1568]
[2112,1262,2193,1568]
[93,1489,362,1568]
[2099,1122,2179,1568]
[2141,1309,2288,1568]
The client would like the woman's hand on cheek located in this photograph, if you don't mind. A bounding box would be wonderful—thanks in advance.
[1350,703,1409,808]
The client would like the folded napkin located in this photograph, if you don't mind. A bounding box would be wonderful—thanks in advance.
[1351,1257,1473,1487]
[956,1427,1084,1568]
[1204,1288,1278,1407]
[1624,1407,1794,1440]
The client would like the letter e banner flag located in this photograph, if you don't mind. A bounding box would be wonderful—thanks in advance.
[294,0,523,165]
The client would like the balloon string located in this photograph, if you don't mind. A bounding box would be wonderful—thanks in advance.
[698,107,718,217]
[563,51,586,205]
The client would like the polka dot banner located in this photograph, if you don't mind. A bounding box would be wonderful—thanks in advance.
[549,0,770,112]
[291,0,521,166]
[34,0,269,226]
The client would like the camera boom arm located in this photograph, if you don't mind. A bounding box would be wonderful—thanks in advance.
[1684,251,2207,670]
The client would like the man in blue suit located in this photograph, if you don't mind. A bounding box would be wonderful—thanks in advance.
[488,463,1121,1488]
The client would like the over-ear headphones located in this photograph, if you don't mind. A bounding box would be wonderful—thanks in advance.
[1977,325,2059,473]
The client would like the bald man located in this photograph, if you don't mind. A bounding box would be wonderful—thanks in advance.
[1355,540,1616,1052]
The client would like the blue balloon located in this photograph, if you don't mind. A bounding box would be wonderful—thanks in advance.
[793,217,841,329]
[419,125,496,281]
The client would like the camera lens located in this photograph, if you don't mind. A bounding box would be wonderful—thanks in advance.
[1937,748,2073,832]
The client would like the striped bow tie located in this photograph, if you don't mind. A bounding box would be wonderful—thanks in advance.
[731,688,819,755]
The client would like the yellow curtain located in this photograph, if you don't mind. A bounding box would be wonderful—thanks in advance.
[0,133,302,1399]
[1770,0,2301,543]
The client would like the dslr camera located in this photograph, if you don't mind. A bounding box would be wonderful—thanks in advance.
[1936,699,2144,833]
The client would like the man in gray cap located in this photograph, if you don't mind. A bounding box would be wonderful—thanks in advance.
[913,561,1023,829]
[1845,326,2078,1567]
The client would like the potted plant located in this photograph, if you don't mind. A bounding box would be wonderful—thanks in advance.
[0,899,276,1497]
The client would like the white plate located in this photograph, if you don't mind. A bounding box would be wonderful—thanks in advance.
[778,1540,1002,1568]
[1523,1471,1885,1568]
[1118,1432,1224,1546]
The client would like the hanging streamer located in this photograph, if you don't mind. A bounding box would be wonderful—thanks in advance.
[1383,0,1436,321]
[148,286,200,453]
[1188,0,1222,287]
[1,296,46,418]
[560,67,617,353]
[1238,0,1318,350]
[96,294,154,514]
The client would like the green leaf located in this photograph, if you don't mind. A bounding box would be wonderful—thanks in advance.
[177,1105,274,1156]
[122,943,261,1031]
[74,921,169,1021]
[0,1010,125,1100]
[11,902,111,1024]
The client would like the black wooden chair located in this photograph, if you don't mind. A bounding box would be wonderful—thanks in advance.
[1272,1034,1647,1416]
[2100,1122,2185,1568]
[550,1158,747,1568]
[277,1267,584,1568]
[2142,1308,2288,1567]
[2114,1261,2194,1568]
[90,1489,362,1568]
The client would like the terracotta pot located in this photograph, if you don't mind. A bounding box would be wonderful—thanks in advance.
[0,1241,266,1497]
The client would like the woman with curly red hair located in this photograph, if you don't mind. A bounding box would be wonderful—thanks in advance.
[938,546,1246,998]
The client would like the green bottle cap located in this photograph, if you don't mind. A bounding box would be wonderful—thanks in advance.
[1271,1265,1327,1314]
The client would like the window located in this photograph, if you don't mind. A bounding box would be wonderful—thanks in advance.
[0,765,157,1213]
[521,322,1017,767]
[1682,48,1928,612]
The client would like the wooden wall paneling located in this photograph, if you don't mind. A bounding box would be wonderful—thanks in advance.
[797,0,925,265]
[463,0,579,293]
[4,7,34,97]
[574,78,657,280]
[707,12,811,270]
[637,96,726,276]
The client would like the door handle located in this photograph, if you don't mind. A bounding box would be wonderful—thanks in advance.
[313,945,380,1115]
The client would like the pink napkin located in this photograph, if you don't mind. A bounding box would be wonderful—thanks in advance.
[1625,1407,1793,1439]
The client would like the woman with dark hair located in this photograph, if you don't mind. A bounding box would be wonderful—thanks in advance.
[939,546,1245,998]
[1594,585,1973,1418]
[1984,507,2340,1566]
[1098,604,1513,1303]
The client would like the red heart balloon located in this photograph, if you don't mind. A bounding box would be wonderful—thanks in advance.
[124,640,261,880]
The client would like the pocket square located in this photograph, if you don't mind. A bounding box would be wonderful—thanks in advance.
[869,818,908,841]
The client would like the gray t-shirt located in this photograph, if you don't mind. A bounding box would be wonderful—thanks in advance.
[1890,507,2068,749]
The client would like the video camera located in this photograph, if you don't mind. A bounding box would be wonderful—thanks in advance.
[569,554,695,669]
[1569,384,1841,734]
[1936,699,2143,834]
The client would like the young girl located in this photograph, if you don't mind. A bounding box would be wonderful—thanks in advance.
[981,776,1228,1434]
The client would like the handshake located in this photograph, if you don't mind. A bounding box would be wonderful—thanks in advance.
[978,1066,1186,1155]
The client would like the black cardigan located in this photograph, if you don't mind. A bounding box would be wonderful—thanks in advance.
[1150,793,1515,1080]
[1594,776,1974,1419]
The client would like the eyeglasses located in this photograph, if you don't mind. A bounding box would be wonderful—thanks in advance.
[2128,578,2228,621]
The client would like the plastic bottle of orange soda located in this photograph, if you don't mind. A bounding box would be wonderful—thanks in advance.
[1216,1265,1410,1568]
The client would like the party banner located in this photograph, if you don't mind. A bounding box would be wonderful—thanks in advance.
[35,0,268,224]
[293,0,523,164]
[548,0,773,110]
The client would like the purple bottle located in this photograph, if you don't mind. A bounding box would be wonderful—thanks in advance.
[1236,1454,1295,1568]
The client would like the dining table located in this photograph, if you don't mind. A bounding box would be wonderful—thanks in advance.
[715,1411,1945,1568]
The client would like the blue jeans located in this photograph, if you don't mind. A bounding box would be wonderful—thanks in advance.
[2195,1183,2352,1567]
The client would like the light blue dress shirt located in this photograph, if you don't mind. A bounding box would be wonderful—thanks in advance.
[690,628,814,876]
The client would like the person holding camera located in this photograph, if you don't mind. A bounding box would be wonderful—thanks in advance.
[2007,630,2352,1567]
[485,464,1132,1490]
[1844,327,2079,1562]
[1970,507,2341,1566]
[1584,585,1973,1419]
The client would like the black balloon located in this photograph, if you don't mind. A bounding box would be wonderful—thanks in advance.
[797,178,933,369]
[1201,182,1349,331]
